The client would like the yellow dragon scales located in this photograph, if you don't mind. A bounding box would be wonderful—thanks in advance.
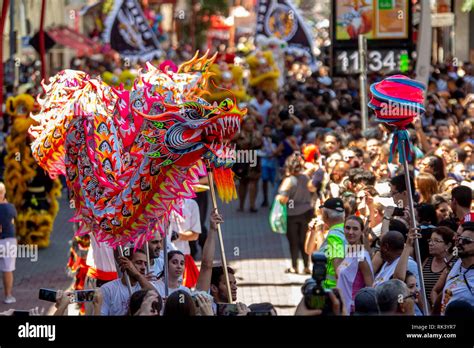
[4,94,61,248]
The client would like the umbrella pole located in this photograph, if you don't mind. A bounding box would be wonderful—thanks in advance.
[206,163,233,304]
[118,245,133,295]
[400,139,429,315]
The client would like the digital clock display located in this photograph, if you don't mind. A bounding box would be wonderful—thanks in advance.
[333,49,410,75]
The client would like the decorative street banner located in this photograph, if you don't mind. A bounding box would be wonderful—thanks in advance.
[335,0,409,40]
[256,0,315,63]
[102,0,163,62]
[331,0,413,76]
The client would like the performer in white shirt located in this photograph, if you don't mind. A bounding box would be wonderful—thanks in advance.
[166,198,201,288]
[85,227,118,288]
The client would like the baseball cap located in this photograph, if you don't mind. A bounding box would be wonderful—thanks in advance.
[319,198,344,212]
[353,287,380,315]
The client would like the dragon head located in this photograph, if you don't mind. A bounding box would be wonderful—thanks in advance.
[129,52,247,172]
[136,97,245,170]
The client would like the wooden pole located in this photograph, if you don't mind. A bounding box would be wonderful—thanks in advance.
[400,139,429,315]
[39,0,47,81]
[163,223,169,297]
[118,245,133,295]
[206,162,233,303]
[0,0,11,119]
[358,34,368,131]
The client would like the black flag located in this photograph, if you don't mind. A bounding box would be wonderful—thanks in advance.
[102,0,162,62]
[256,0,315,63]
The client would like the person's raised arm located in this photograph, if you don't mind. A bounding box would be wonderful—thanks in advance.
[117,256,155,291]
[305,218,321,255]
[196,209,223,292]
[413,118,431,154]
[393,228,420,281]
[53,290,72,316]
[381,206,395,235]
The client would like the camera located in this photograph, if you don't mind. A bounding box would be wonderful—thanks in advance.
[301,252,332,314]
[74,290,95,303]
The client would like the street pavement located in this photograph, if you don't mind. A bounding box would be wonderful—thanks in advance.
[0,187,307,315]
[0,192,75,314]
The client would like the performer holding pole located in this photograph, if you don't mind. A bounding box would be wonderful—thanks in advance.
[117,245,133,295]
[368,75,429,315]
[206,161,233,304]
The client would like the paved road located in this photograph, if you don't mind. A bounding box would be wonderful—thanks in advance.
[214,191,307,315]
[0,193,75,314]
[0,187,307,315]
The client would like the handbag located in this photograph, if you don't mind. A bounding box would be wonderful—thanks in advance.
[269,199,287,234]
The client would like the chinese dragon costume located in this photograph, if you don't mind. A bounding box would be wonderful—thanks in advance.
[29,51,246,248]
[246,50,280,92]
[206,61,247,103]
[4,94,61,248]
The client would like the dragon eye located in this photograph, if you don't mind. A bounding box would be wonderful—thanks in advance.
[133,99,144,109]
[219,99,233,111]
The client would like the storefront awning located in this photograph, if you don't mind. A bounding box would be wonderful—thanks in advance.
[47,26,101,57]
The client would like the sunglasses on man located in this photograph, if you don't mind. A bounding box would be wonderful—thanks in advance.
[457,236,474,246]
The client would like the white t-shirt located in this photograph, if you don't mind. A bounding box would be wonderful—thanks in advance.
[372,223,382,237]
[100,278,161,315]
[154,279,190,300]
[373,256,420,288]
[249,98,272,124]
[149,257,164,278]
[167,199,201,255]
[441,259,474,315]
[86,233,117,273]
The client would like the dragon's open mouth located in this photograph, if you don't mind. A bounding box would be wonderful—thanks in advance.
[201,114,241,167]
